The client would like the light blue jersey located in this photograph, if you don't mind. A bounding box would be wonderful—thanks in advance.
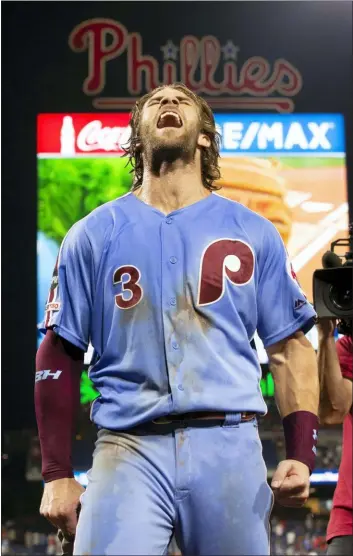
[41,192,316,430]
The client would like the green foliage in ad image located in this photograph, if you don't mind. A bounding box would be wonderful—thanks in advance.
[38,158,133,244]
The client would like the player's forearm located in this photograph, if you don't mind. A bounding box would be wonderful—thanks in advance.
[35,331,83,482]
[317,334,350,421]
[267,331,319,472]
[268,332,319,418]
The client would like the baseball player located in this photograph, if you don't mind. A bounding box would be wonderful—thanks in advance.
[35,83,319,555]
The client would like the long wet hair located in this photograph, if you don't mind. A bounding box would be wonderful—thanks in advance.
[123,83,221,191]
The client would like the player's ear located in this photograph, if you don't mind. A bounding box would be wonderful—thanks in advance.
[197,133,211,148]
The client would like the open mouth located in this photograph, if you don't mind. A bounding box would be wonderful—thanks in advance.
[157,111,183,129]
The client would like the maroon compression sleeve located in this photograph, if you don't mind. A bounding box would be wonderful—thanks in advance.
[282,410,319,473]
[35,330,83,482]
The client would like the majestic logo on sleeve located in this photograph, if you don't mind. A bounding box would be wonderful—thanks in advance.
[68,18,302,113]
[198,239,255,306]
[294,298,306,311]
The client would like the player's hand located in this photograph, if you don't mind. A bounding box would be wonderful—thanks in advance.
[316,317,336,338]
[40,478,85,539]
[271,459,310,507]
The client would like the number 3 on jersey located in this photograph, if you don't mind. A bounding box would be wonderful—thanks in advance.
[114,265,144,309]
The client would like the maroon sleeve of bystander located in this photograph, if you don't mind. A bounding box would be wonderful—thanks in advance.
[35,330,83,482]
[336,335,353,382]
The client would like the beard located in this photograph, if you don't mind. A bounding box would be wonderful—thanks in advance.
[141,125,199,174]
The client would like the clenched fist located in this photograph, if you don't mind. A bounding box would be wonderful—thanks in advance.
[40,478,85,539]
[271,459,310,507]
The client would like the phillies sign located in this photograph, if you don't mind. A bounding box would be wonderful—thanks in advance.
[68,18,303,113]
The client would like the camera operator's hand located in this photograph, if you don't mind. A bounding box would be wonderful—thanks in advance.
[316,317,336,338]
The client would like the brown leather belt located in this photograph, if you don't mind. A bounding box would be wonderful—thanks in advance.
[152,411,256,425]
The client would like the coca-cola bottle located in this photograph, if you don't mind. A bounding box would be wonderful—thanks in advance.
[60,116,76,155]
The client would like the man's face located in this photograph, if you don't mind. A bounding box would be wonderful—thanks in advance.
[139,87,208,160]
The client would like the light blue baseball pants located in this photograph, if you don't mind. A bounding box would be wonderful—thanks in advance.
[73,413,273,555]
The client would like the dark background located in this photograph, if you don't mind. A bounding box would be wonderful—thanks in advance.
[2,1,353,430]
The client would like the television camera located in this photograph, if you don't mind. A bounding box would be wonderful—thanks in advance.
[313,223,353,336]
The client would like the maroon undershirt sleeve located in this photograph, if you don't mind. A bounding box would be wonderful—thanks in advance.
[35,330,83,482]
[282,410,319,473]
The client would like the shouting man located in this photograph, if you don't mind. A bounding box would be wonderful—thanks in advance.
[36,84,319,555]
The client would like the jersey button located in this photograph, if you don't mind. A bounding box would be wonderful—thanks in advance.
[178,384,184,391]
[170,297,176,306]
[169,256,177,264]
[166,217,173,224]
[172,341,179,350]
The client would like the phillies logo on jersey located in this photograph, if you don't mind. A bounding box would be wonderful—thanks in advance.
[68,18,302,113]
[198,238,255,306]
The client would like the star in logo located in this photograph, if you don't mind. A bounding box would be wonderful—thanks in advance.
[221,40,239,61]
[161,40,179,61]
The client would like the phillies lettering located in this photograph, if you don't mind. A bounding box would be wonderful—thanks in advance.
[69,19,128,94]
[68,18,302,112]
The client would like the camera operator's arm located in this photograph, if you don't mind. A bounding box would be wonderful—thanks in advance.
[317,319,352,425]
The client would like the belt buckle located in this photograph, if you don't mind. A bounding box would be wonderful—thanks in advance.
[241,412,255,422]
[152,416,173,425]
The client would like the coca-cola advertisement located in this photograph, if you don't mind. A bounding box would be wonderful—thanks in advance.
[37,113,132,155]
[37,112,348,393]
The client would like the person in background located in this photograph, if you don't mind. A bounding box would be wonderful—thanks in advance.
[317,319,352,555]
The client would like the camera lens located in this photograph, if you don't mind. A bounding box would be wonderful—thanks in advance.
[329,285,352,311]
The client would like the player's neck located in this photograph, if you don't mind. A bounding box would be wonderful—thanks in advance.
[136,163,210,215]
